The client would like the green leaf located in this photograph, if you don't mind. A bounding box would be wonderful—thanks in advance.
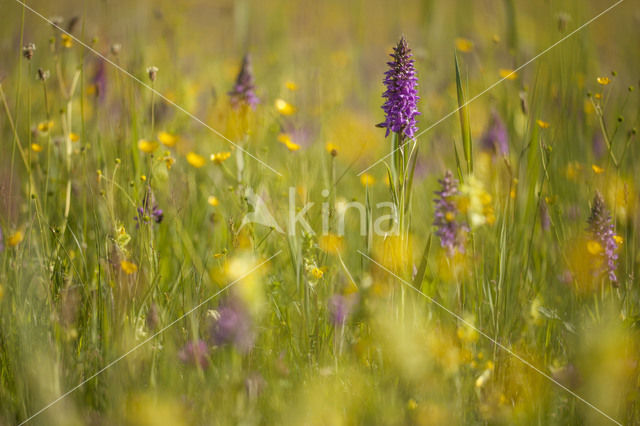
[455,53,473,174]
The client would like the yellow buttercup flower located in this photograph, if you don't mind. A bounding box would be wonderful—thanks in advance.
[285,81,298,91]
[8,230,24,247]
[587,240,602,255]
[277,133,300,152]
[613,235,623,245]
[186,152,206,168]
[210,151,231,164]
[69,132,80,142]
[596,77,610,85]
[61,34,73,48]
[275,98,295,115]
[325,142,338,155]
[360,173,375,187]
[37,120,54,133]
[499,69,517,80]
[310,267,324,280]
[138,139,159,153]
[536,119,550,129]
[207,196,220,207]
[455,37,474,52]
[31,143,43,153]
[592,164,604,174]
[120,260,138,274]
[158,131,177,147]
[319,233,345,255]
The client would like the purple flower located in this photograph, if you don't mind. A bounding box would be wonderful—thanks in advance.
[329,294,354,326]
[228,54,259,110]
[587,192,619,283]
[480,110,509,155]
[178,339,209,369]
[135,187,163,226]
[0,225,4,252]
[433,171,469,256]
[210,298,255,353]
[377,36,420,140]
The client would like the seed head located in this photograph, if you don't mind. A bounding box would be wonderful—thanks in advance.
[22,43,36,60]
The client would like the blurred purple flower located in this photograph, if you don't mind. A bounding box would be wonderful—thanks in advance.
[377,36,420,140]
[329,294,354,326]
[210,298,255,353]
[433,170,469,256]
[92,60,107,102]
[229,54,259,110]
[587,192,619,283]
[178,339,209,369]
[135,187,163,226]
[0,225,4,252]
[480,110,509,155]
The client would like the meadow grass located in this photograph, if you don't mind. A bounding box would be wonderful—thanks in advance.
[0,0,639,424]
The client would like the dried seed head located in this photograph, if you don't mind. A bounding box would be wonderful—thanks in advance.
[22,43,36,60]
[37,68,50,81]
[147,66,158,82]
[49,16,64,27]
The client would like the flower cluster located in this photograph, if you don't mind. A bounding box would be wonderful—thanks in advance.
[210,297,255,353]
[587,192,619,283]
[229,54,260,110]
[377,36,420,139]
[433,171,469,256]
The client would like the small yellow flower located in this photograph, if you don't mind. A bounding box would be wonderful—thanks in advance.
[592,164,604,174]
[60,34,73,48]
[310,267,323,280]
[120,260,138,274]
[360,173,375,187]
[277,133,300,152]
[158,131,177,147]
[163,154,175,170]
[596,77,610,85]
[587,240,603,255]
[207,196,219,207]
[285,81,298,91]
[69,132,80,142]
[31,143,43,153]
[37,120,54,133]
[138,139,159,153]
[275,98,295,115]
[613,235,623,245]
[536,119,550,129]
[8,230,23,247]
[455,37,474,52]
[140,175,147,182]
[186,152,206,168]
[325,142,338,155]
[499,69,517,80]
[594,93,602,100]
[210,151,231,164]
[407,399,418,410]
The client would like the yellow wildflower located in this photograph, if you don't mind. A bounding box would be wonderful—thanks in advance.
[587,240,602,255]
[592,164,604,174]
[158,131,177,147]
[285,81,298,91]
[37,120,54,133]
[499,69,517,80]
[310,267,323,280]
[120,260,138,274]
[613,235,623,245]
[31,143,43,153]
[186,152,206,168]
[275,98,295,115]
[455,37,474,52]
[210,151,231,164]
[360,173,375,187]
[277,133,300,152]
[138,139,159,153]
[536,119,550,129]
[596,76,610,85]
[319,233,345,255]
[60,34,73,48]
[207,196,219,207]
[69,132,80,142]
[325,142,338,155]
[8,230,23,247]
